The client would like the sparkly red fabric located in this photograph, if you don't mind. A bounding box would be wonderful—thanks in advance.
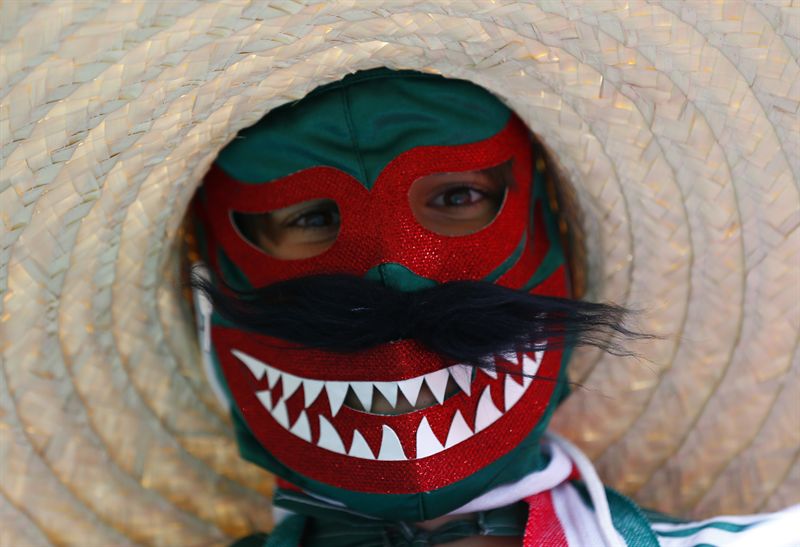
[524,491,568,546]
[214,328,562,492]
[203,117,538,289]
[201,115,569,494]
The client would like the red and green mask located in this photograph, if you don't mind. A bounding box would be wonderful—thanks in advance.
[194,69,570,520]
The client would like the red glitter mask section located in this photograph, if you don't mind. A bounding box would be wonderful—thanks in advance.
[214,325,565,494]
[203,116,537,288]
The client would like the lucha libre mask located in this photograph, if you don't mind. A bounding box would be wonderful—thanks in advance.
[194,69,570,521]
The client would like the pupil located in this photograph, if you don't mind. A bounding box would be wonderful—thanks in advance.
[306,212,328,227]
[447,189,469,205]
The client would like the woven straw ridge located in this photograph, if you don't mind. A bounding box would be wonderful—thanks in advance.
[0,1,798,545]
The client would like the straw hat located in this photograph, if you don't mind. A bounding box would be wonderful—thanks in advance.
[2,1,798,545]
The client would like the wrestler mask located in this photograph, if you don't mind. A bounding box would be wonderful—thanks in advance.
[194,70,569,520]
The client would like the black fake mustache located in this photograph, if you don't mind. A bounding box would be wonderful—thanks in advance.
[191,272,645,367]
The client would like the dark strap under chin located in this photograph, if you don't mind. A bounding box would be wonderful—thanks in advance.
[253,488,526,546]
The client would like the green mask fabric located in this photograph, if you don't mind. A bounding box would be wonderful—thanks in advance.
[215,69,511,188]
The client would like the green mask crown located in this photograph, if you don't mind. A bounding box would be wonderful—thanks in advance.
[215,68,511,188]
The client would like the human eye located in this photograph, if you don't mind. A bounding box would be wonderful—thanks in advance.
[285,204,340,230]
[408,163,510,237]
[232,198,341,259]
[428,186,489,208]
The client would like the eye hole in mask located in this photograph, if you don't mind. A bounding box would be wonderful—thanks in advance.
[408,160,513,237]
[231,160,514,260]
[232,198,341,260]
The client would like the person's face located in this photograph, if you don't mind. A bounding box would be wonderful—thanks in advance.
[195,71,572,512]
[198,114,569,499]
[233,164,512,415]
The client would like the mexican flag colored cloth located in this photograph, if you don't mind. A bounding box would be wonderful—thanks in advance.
[235,434,800,547]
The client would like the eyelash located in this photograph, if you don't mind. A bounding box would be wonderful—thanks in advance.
[286,208,340,230]
[429,185,494,208]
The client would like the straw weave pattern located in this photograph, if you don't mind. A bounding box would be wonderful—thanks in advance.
[1,1,798,545]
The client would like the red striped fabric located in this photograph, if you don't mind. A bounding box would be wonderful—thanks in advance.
[524,491,569,546]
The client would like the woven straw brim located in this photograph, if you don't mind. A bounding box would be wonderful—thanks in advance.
[1,2,798,545]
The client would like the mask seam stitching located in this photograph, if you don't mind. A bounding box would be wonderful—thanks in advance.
[340,86,368,186]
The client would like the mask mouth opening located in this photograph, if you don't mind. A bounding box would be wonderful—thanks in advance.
[342,368,471,415]
[228,346,545,462]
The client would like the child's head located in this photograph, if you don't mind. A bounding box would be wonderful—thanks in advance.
[191,68,624,520]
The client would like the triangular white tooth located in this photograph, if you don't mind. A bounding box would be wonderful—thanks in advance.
[373,381,399,408]
[445,410,473,448]
[256,389,272,411]
[232,349,269,380]
[350,381,374,412]
[377,425,406,461]
[266,366,281,389]
[397,376,424,406]
[499,350,520,366]
[415,417,444,458]
[504,373,527,410]
[303,379,324,407]
[349,429,375,460]
[448,365,472,396]
[475,386,502,432]
[317,415,346,454]
[522,352,543,387]
[271,399,289,429]
[424,369,450,404]
[326,381,348,417]
[290,410,311,442]
[282,373,302,400]
[480,366,498,379]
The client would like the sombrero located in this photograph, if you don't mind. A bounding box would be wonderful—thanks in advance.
[1,1,797,545]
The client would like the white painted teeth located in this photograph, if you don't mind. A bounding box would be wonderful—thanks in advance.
[378,425,406,460]
[271,399,289,429]
[317,414,346,454]
[481,367,498,379]
[475,386,502,432]
[448,365,472,396]
[500,351,520,366]
[267,367,280,389]
[398,376,424,406]
[303,379,324,407]
[374,381,399,407]
[318,415,346,454]
[424,368,450,404]
[282,373,302,400]
[325,381,348,417]
[522,351,543,387]
[234,348,544,459]
[234,349,491,416]
[445,410,472,448]
[350,382,374,412]
[416,417,444,458]
[504,374,526,409]
[232,349,268,380]
[290,410,311,442]
[256,390,272,411]
[349,430,374,459]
